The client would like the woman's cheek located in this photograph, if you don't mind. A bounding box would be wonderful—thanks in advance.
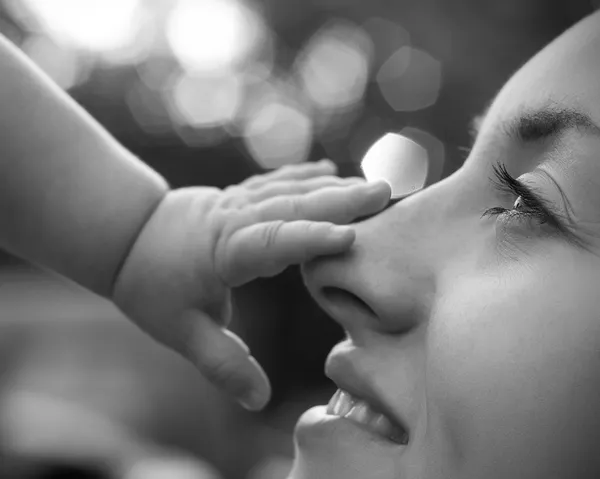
[426,263,600,473]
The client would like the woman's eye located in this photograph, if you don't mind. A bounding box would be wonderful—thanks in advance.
[481,162,556,232]
[483,197,549,229]
[482,162,587,250]
[511,196,548,224]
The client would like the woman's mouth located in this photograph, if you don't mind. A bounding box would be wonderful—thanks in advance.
[326,389,409,445]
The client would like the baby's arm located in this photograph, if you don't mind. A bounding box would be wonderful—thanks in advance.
[0,34,392,409]
[0,34,168,296]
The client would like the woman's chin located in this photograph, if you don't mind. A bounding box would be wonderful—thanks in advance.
[288,406,404,479]
[289,444,400,479]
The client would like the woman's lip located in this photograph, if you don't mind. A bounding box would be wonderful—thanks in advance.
[327,389,408,444]
[294,405,409,454]
[324,349,411,441]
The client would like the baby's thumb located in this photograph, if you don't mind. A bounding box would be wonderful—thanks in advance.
[181,310,271,411]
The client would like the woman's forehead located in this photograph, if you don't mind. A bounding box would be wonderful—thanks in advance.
[478,11,600,140]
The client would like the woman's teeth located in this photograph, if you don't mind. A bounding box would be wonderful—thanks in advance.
[326,389,408,445]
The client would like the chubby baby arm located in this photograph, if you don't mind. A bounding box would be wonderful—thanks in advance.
[112,161,391,411]
[0,34,168,296]
[0,32,391,412]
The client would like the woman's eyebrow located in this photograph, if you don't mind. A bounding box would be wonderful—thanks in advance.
[470,103,600,145]
[505,106,600,143]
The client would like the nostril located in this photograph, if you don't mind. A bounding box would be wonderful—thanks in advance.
[321,287,377,318]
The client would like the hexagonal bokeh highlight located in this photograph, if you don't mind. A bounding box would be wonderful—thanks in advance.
[166,0,267,73]
[360,133,429,197]
[243,100,313,168]
[296,20,372,115]
[376,47,443,112]
[168,72,244,129]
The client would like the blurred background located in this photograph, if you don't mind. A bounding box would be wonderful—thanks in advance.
[0,1,596,478]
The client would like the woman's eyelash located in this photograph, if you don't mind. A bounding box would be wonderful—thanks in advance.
[481,162,556,225]
[481,162,590,250]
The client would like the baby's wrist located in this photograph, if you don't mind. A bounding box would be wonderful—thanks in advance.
[109,187,171,309]
[110,186,221,320]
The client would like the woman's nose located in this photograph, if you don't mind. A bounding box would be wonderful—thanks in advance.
[301,201,435,337]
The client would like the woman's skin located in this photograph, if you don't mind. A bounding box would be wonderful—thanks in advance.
[296,10,600,479]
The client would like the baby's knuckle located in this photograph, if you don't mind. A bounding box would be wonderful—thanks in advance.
[215,251,234,284]
[241,174,261,186]
[221,186,246,209]
[289,197,304,217]
[303,221,321,235]
[261,220,285,249]
[223,184,237,194]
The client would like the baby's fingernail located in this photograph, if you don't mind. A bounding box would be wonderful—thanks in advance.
[346,176,366,183]
[367,180,392,194]
[328,225,355,242]
[238,389,265,411]
[319,159,337,169]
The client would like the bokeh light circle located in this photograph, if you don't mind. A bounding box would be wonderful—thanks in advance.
[166,0,266,73]
[296,21,373,115]
[14,0,143,53]
[377,47,443,112]
[243,101,313,168]
[361,133,429,197]
[167,72,244,128]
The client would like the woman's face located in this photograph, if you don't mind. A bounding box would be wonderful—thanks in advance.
[295,11,600,479]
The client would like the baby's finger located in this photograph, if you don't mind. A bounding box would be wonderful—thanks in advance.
[240,160,337,190]
[221,221,355,287]
[183,310,271,411]
[245,176,364,204]
[255,180,391,225]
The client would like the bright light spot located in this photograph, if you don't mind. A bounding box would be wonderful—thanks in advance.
[377,47,442,112]
[244,101,313,168]
[231,75,294,134]
[100,21,156,65]
[362,17,410,67]
[167,0,266,73]
[167,72,244,128]
[297,21,372,114]
[361,133,428,197]
[400,127,446,185]
[21,36,87,90]
[18,0,142,53]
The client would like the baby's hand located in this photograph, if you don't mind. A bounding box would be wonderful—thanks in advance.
[112,160,390,410]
